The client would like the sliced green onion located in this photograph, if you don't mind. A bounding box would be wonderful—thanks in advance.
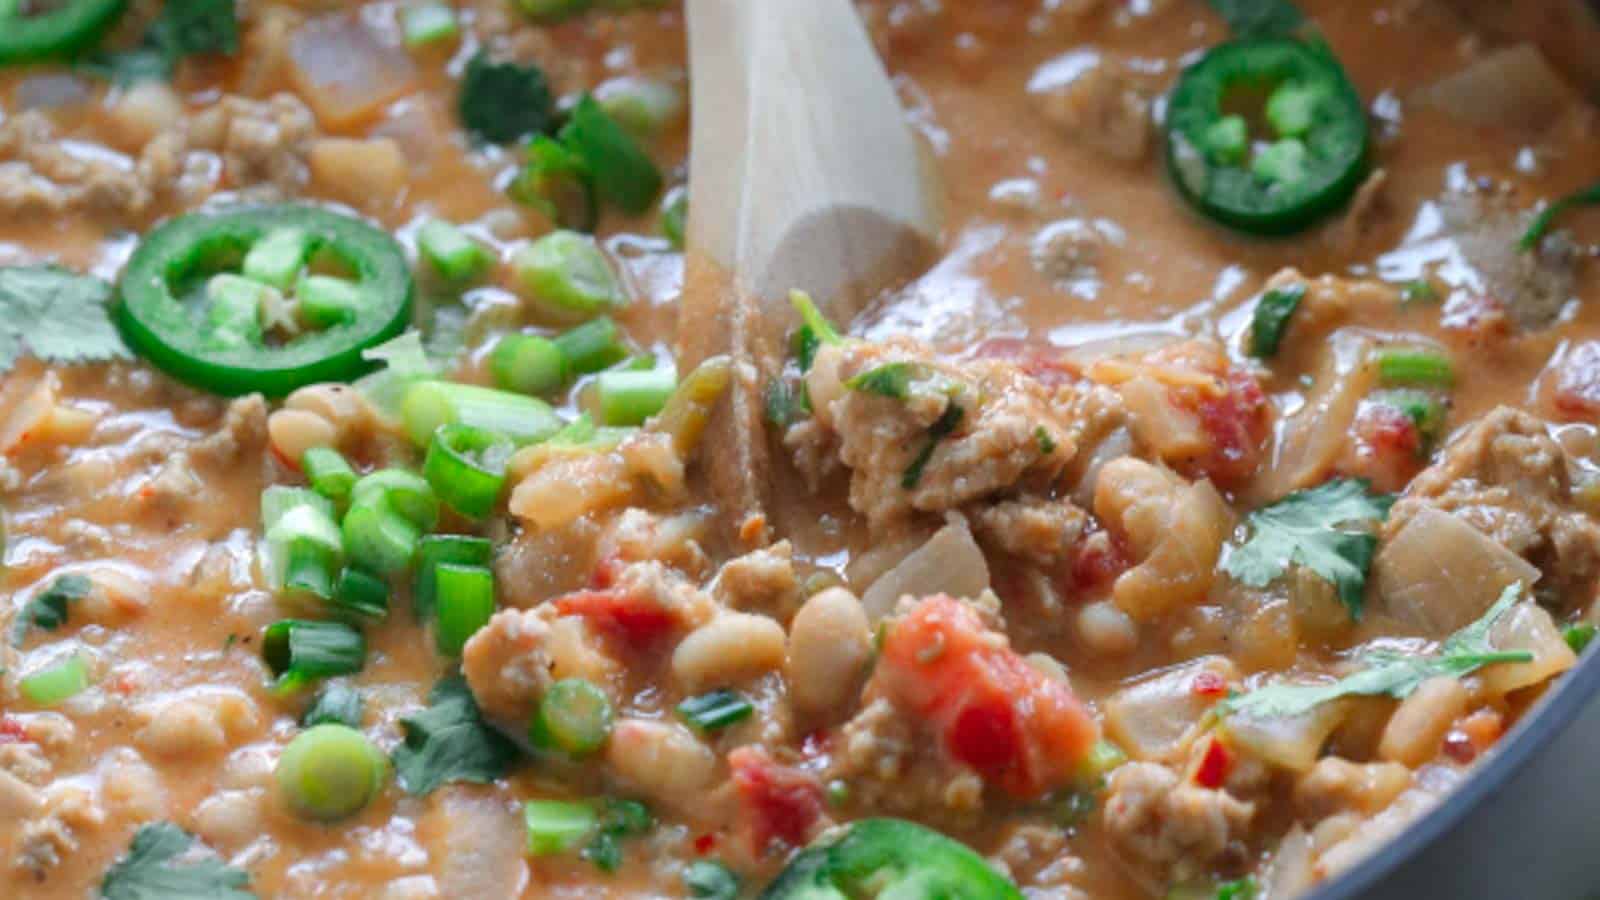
[524,799,598,856]
[205,274,269,348]
[349,469,441,531]
[263,619,366,692]
[653,356,733,456]
[302,447,358,504]
[490,333,565,396]
[402,1,459,47]
[296,275,363,329]
[553,316,628,377]
[434,563,496,656]
[276,723,387,821]
[401,380,564,448]
[511,230,626,322]
[302,682,364,728]
[417,219,491,282]
[413,534,493,620]
[1078,739,1128,783]
[20,654,90,707]
[424,424,513,520]
[242,228,312,290]
[559,94,662,214]
[659,187,686,250]
[595,368,676,426]
[510,137,596,232]
[331,567,390,622]
[342,501,423,576]
[262,486,335,530]
[594,75,684,138]
[675,688,752,734]
[530,678,613,757]
[1376,348,1455,388]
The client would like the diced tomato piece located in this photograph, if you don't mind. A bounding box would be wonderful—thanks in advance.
[1190,671,1228,698]
[0,717,28,744]
[873,595,1100,799]
[693,833,717,855]
[588,556,625,590]
[1551,341,1600,419]
[1184,368,1269,487]
[1192,736,1232,789]
[728,746,824,854]
[1355,401,1421,457]
[1443,709,1504,764]
[554,589,678,649]
[1069,529,1129,591]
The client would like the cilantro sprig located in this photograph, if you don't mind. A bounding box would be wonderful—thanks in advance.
[1223,478,1394,619]
[1221,584,1533,720]
[101,822,255,900]
[392,675,522,795]
[0,267,130,374]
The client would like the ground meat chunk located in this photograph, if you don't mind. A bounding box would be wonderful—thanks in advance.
[1293,757,1413,820]
[1386,406,1600,597]
[1102,761,1255,882]
[1028,50,1153,162]
[798,340,1083,532]
[713,541,800,617]
[825,698,985,827]
[461,605,558,723]
[971,496,1088,566]
[192,395,269,466]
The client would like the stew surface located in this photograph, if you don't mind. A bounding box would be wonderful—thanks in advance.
[3,1,1600,898]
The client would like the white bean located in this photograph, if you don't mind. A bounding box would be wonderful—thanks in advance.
[604,718,717,812]
[672,611,787,693]
[1076,600,1139,656]
[267,408,336,464]
[786,588,871,719]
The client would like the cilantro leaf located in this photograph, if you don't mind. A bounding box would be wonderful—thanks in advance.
[0,267,130,373]
[458,52,555,144]
[1223,478,1394,619]
[301,682,363,729]
[1221,585,1533,719]
[392,675,522,795]
[684,860,741,899]
[101,822,256,900]
[1248,283,1305,358]
[846,362,918,400]
[580,799,653,873]
[10,574,92,647]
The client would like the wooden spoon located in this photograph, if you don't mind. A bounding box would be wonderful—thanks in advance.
[677,0,942,545]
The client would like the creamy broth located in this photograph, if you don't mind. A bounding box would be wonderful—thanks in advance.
[2,1,1600,898]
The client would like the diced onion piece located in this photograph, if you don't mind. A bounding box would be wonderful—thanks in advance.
[1373,506,1540,636]
[1415,44,1578,132]
[1482,602,1577,697]
[859,519,990,622]
[1222,699,1348,773]
[1116,375,1207,463]
[1253,330,1375,503]
[1103,656,1238,762]
[288,14,418,129]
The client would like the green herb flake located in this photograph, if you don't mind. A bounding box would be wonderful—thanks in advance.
[10,574,92,647]
[392,675,522,795]
[1400,279,1439,305]
[902,402,965,489]
[1221,585,1533,720]
[845,361,918,400]
[459,52,555,144]
[1035,425,1058,455]
[581,798,653,873]
[0,267,131,374]
[789,291,842,351]
[1564,622,1597,655]
[100,822,256,900]
[1223,478,1394,619]
[684,860,741,900]
[1248,283,1306,358]
[1520,180,1600,251]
